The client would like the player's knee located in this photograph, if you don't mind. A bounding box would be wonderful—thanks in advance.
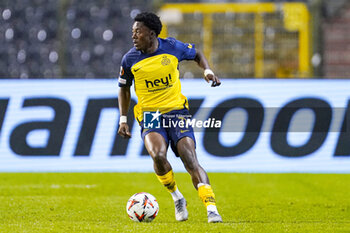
[150,149,167,164]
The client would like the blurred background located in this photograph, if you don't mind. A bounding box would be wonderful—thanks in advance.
[0,0,349,79]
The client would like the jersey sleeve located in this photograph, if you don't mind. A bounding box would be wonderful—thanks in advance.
[173,39,196,61]
[118,55,134,87]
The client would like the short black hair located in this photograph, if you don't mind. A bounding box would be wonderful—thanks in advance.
[134,12,162,36]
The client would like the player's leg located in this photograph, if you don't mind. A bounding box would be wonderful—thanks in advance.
[144,131,188,221]
[176,137,223,223]
[176,137,209,187]
[144,131,171,174]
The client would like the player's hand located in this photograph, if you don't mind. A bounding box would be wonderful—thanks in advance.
[204,73,221,87]
[118,123,132,138]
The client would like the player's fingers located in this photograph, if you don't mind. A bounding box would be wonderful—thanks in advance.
[211,76,221,87]
[123,125,132,138]
[122,131,131,138]
[204,74,211,83]
[117,129,124,137]
[118,125,131,138]
[125,131,132,138]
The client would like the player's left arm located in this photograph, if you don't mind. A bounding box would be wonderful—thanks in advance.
[194,50,221,87]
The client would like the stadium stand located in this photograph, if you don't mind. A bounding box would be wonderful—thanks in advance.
[160,2,306,78]
[0,0,153,79]
[322,1,350,78]
[0,0,349,79]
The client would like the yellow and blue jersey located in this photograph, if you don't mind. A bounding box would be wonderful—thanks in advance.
[118,37,196,123]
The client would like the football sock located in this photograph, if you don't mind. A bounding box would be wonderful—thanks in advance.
[197,183,219,214]
[156,170,184,201]
[170,189,184,202]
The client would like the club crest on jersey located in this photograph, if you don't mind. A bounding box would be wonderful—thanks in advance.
[161,56,170,66]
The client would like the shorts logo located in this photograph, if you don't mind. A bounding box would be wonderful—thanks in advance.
[144,110,161,129]
[161,56,170,66]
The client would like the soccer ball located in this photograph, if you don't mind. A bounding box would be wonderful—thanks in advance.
[126,192,159,222]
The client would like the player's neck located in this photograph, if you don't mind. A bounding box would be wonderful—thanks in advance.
[143,38,159,54]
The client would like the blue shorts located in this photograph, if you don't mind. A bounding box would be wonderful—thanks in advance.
[140,108,196,157]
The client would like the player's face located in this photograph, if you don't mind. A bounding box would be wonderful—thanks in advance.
[132,22,152,52]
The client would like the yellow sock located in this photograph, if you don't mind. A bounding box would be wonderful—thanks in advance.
[156,170,177,193]
[198,184,216,207]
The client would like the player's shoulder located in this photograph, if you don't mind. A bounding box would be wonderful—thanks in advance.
[160,37,194,51]
[160,37,179,48]
[122,47,141,67]
[159,37,191,54]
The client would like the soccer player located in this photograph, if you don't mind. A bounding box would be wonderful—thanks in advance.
[118,12,222,223]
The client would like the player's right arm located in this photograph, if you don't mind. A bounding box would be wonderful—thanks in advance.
[117,56,134,139]
[118,86,132,138]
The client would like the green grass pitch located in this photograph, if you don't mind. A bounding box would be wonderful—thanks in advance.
[1,173,350,232]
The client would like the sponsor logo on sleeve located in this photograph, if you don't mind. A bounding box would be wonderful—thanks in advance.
[118,77,126,84]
